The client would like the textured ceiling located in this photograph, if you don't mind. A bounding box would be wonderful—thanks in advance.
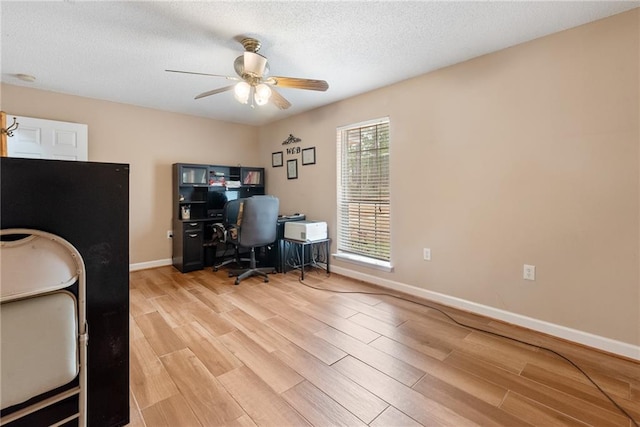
[1,1,638,126]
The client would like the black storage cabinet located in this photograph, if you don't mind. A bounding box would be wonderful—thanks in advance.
[1,158,130,427]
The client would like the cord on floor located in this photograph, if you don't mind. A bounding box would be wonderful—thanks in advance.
[295,277,639,427]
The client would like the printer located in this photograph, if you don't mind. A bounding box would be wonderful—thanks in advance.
[284,220,328,242]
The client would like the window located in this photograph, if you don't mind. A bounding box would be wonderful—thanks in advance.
[336,118,391,269]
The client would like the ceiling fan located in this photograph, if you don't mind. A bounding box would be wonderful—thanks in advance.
[166,37,329,110]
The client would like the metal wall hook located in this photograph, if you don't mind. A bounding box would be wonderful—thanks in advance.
[1,117,19,137]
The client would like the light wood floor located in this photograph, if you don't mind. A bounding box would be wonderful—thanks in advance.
[128,266,639,426]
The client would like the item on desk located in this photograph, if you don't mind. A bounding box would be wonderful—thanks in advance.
[181,204,191,220]
[278,213,305,220]
[226,180,241,188]
[284,220,327,241]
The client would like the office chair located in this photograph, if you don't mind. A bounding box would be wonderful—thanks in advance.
[0,228,88,426]
[212,198,247,271]
[227,195,279,285]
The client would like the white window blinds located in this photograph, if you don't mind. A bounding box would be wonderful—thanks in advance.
[337,118,390,261]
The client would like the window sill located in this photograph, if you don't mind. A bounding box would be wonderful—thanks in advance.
[332,252,394,272]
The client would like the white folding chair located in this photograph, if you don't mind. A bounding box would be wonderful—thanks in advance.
[1,229,87,426]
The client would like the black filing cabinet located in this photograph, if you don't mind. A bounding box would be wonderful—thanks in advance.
[181,221,204,272]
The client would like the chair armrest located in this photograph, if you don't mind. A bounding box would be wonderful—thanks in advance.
[227,224,239,241]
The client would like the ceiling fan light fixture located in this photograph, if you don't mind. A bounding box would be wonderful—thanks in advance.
[234,81,251,104]
[254,83,272,106]
[243,52,268,77]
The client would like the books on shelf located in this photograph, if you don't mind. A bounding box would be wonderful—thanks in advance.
[205,169,261,187]
[243,171,261,185]
[209,170,226,186]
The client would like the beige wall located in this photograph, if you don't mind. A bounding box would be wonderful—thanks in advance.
[0,84,260,264]
[1,10,638,346]
[260,10,640,346]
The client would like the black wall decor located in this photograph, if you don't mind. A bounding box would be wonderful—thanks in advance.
[287,158,298,179]
[282,133,301,145]
[302,147,316,165]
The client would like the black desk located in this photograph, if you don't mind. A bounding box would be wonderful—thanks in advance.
[283,238,331,280]
[208,214,306,272]
[272,215,306,272]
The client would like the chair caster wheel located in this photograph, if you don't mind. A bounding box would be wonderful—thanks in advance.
[264,278,269,283]
[213,267,219,272]
[234,279,240,285]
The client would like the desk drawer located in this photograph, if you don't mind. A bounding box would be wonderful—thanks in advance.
[183,221,203,232]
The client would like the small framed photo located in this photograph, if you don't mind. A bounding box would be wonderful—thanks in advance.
[302,147,316,165]
[272,151,283,167]
[287,159,298,179]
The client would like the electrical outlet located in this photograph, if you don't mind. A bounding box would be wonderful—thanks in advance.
[423,248,431,261]
[523,264,535,281]
[167,230,173,239]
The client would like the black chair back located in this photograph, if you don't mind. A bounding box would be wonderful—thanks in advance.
[237,196,279,248]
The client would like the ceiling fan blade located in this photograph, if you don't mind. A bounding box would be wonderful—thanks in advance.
[194,85,234,100]
[165,69,237,80]
[267,76,329,91]
[269,87,291,110]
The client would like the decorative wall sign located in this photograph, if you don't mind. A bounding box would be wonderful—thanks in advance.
[282,134,301,145]
[302,147,316,165]
[272,151,283,167]
[286,146,301,155]
[287,159,298,179]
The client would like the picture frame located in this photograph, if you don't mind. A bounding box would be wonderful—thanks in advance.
[287,159,298,179]
[302,147,316,165]
[272,151,283,167]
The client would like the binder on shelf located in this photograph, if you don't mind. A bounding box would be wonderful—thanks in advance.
[243,170,261,185]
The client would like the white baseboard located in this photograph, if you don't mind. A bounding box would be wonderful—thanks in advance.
[330,265,640,361]
[130,258,172,272]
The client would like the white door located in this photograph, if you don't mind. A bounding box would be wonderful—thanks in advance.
[7,115,88,161]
